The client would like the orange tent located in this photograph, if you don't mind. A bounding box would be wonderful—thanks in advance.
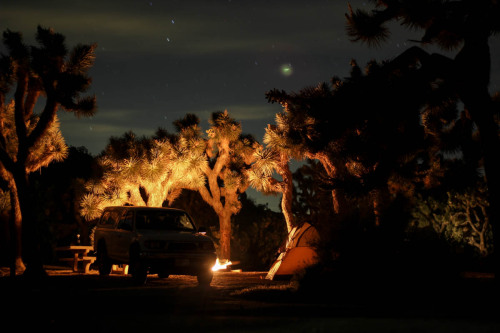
[266,222,320,280]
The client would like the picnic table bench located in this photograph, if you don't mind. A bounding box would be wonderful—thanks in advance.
[55,245,96,273]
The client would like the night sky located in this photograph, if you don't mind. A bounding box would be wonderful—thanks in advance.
[2,0,500,208]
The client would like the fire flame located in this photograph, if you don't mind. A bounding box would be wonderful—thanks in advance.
[212,258,232,271]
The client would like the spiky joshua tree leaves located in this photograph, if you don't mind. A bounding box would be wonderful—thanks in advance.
[0,26,96,277]
[248,111,300,233]
[346,0,500,278]
[80,129,207,220]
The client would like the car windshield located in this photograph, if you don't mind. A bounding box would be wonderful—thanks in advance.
[135,210,195,231]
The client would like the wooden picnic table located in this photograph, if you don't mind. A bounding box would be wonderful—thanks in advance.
[55,245,96,273]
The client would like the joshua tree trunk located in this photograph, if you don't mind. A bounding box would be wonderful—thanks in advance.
[279,156,294,233]
[218,212,232,261]
[198,183,233,261]
[310,152,348,217]
[14,167,45,277]
[8,187,24,277]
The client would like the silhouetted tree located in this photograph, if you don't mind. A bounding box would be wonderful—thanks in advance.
[231,193,287,270]
[266,85,351,217]
[346,0,500,277]
[0,101,68,273]
[266,59,444,230]
[292,160,336,226]
[0,26,96,277]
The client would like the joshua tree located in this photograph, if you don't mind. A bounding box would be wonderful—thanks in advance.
[266,55,461,230]
[248,112,297,233]
[266,87,352,217]
[0,27,96,277]
[80,129,207,220]
[346,0,500,276]
[412,186,492,257]
[176,111,259,261]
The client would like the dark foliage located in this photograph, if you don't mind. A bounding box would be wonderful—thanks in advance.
[171,189,219,231]
[344,0,500,281]
[29,146,99,259]
[231,193,287,271]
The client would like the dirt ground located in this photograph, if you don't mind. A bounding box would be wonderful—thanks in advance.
[2,266,500,332]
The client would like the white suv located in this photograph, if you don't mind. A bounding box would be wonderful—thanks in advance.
[93,206,217,285]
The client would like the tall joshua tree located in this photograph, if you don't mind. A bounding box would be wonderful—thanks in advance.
[346,0,500,276]
[176,111,259,261]
[248,112,298,233]
[0,27,96,277]
[0,100,68,275]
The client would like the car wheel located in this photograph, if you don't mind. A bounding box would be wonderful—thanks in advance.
[129,247,147,285]
[197,270,213,286]
[97,243,112,276]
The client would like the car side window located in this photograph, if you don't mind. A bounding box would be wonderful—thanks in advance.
[118,211,134,231]
[100,211,113,226]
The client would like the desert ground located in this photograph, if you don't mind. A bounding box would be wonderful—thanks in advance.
[1,265,500,332]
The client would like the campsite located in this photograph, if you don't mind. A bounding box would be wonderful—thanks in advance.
[266,222,320,280]
[2,2,500,332]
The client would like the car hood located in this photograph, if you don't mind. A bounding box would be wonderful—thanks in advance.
[136,230,213,242]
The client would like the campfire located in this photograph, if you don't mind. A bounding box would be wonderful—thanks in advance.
[212,258,232,271]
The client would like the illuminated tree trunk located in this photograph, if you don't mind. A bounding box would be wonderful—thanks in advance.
[198,184,235,261]
[280,160,294,233]
[218,211,232,261]
[248,148,294,233]
[198,178,242,261]
[8,185,25,276]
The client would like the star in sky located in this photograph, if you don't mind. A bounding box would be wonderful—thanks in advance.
[280,63,293,77]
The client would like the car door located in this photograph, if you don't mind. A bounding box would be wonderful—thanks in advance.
[105,208,125,260]
[114,209,135,262]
